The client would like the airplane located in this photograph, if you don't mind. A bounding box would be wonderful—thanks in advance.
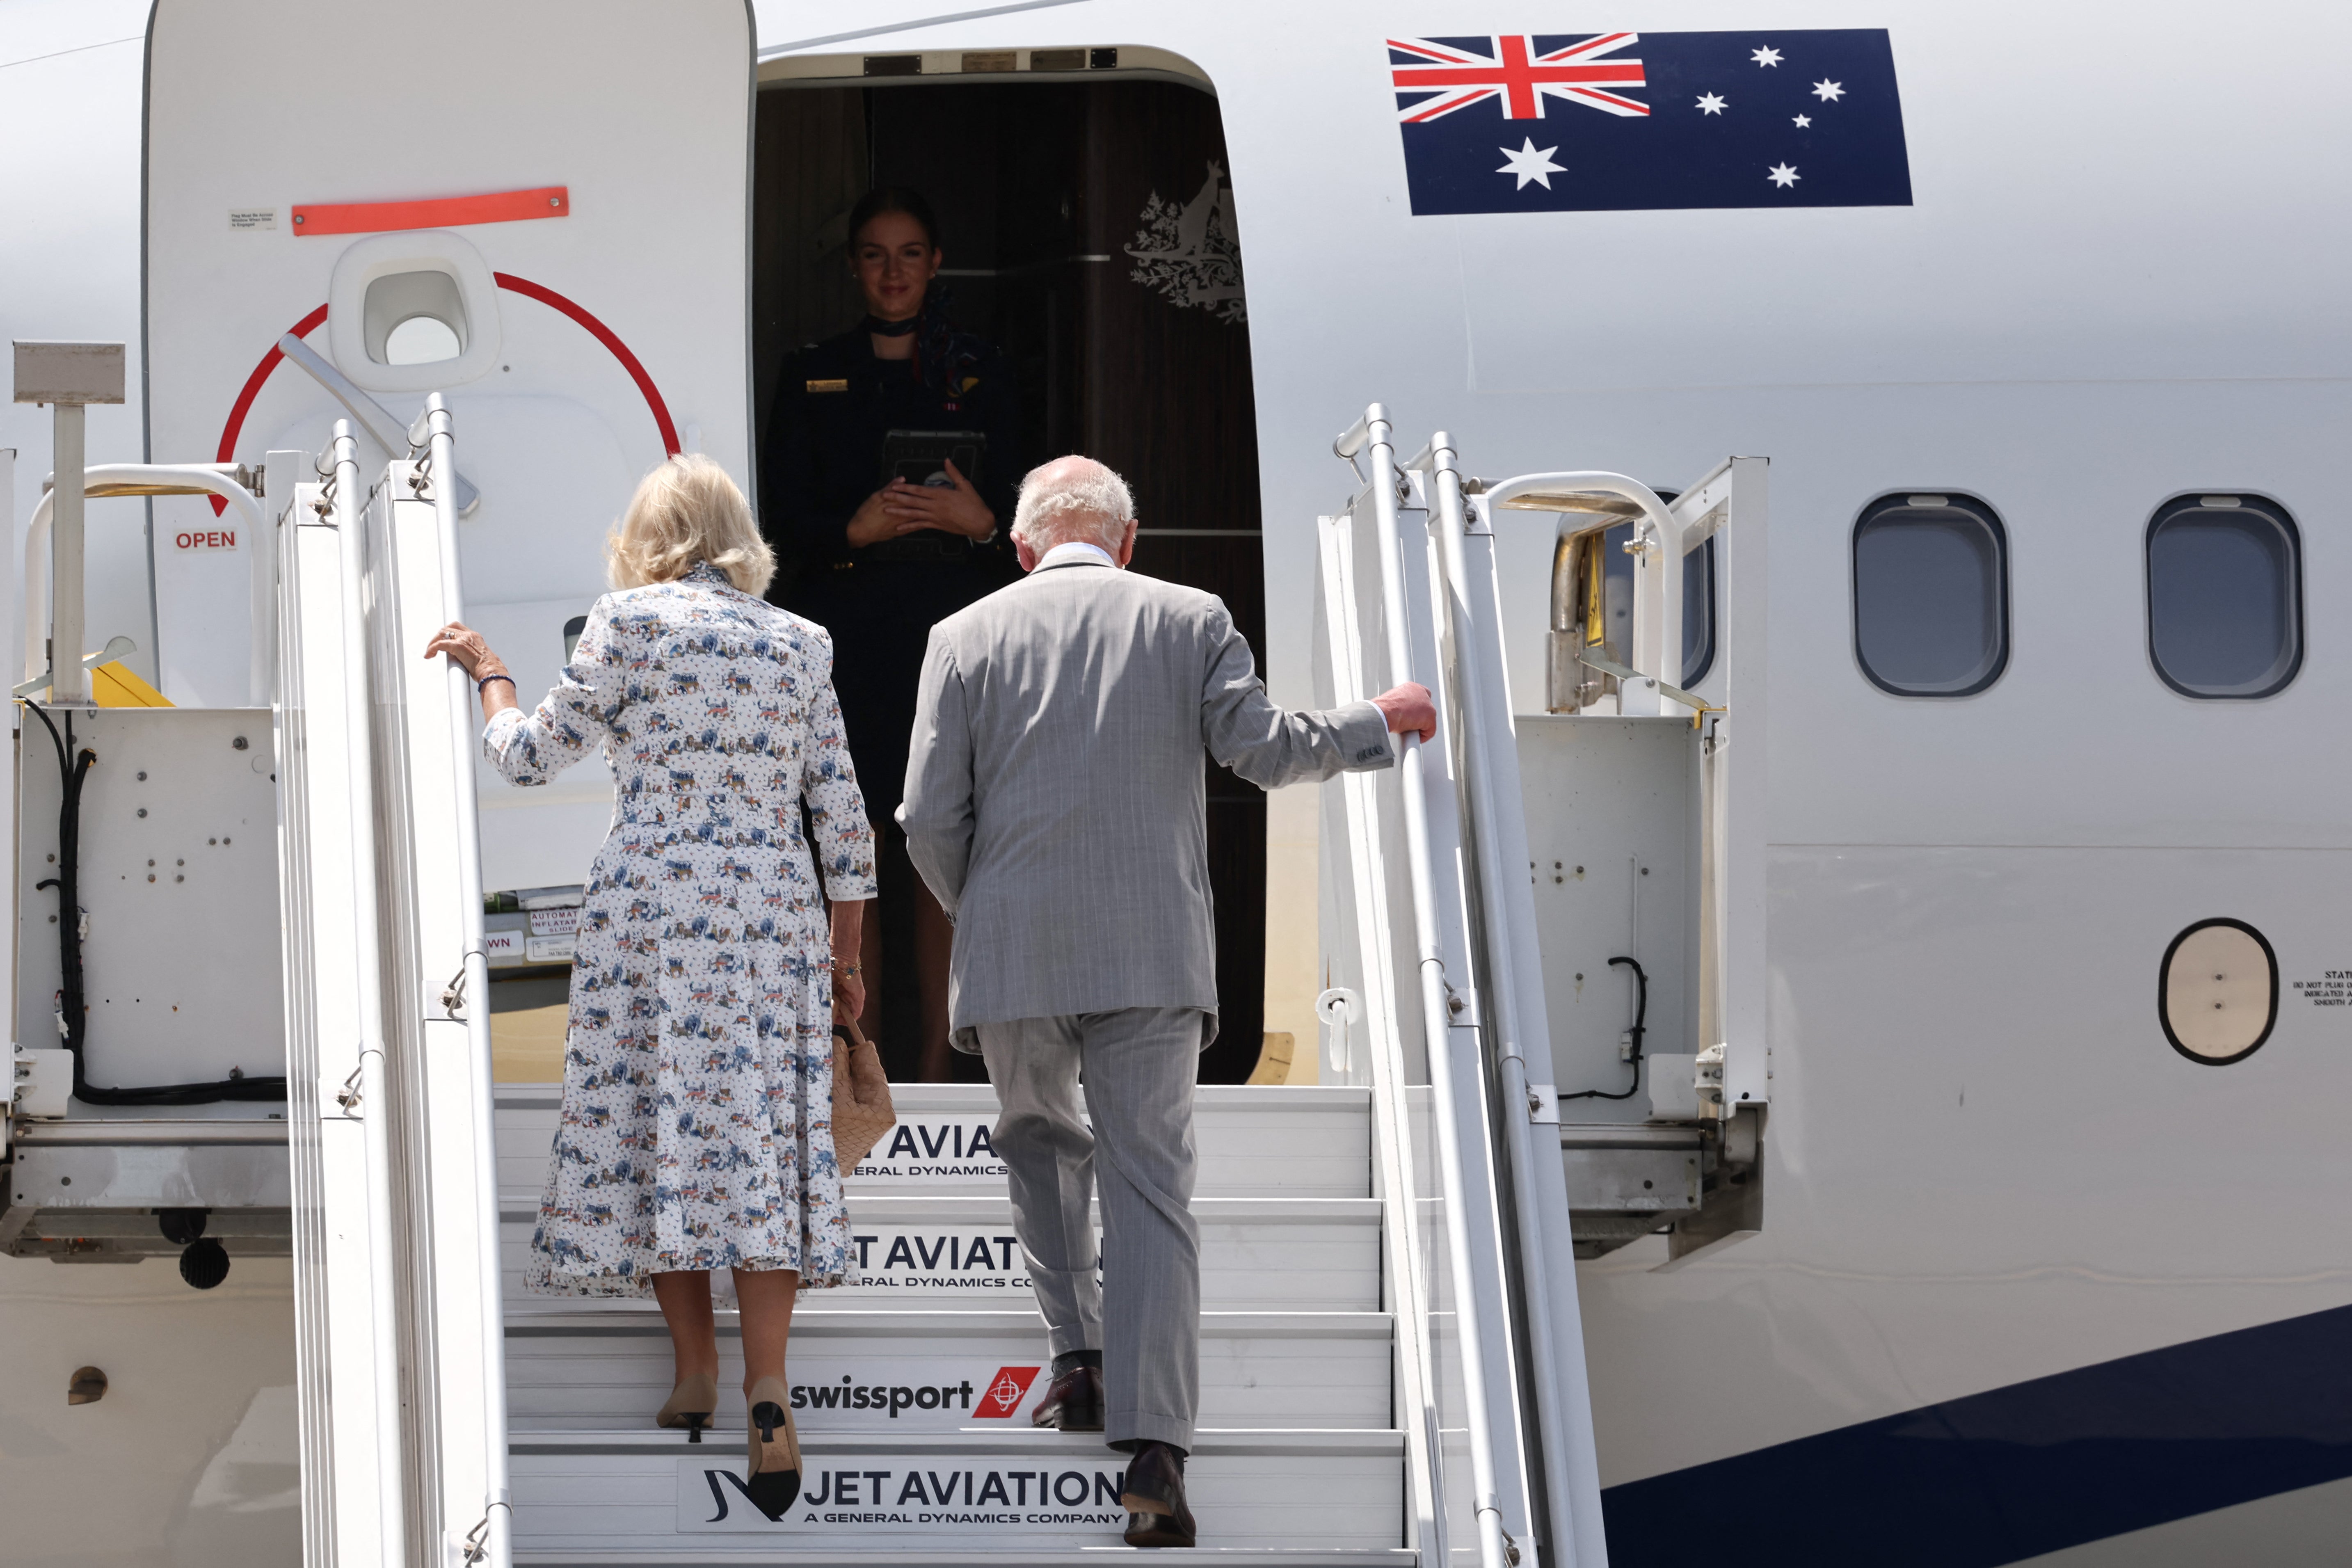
[1,2,2345,1566]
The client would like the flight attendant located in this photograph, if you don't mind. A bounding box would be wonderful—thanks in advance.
[763,186,1020,1083]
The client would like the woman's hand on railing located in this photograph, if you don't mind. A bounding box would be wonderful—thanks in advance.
[425,621,520,722]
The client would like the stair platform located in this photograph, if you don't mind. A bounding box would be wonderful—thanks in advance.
[509,1426,1405,1554]
[498,1196,1384,1313]
[507,1308,1395,1431]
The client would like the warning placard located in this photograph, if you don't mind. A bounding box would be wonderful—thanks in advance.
[2290,971,2350,1008]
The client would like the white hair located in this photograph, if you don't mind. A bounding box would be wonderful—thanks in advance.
[1010,457,1134,552]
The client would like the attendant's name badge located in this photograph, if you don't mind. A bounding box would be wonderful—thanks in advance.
[807,378,849,393]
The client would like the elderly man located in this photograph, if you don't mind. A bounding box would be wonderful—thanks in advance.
[897,455,1433,1547]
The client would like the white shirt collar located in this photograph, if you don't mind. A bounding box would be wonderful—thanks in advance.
[1036,540,1117,571]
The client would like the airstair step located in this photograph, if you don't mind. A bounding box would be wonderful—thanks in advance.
[507,1426,1406,1557]
[494,1084,1373,1199]
[498,1197,1384,1313]
[505,1308,1394,1432]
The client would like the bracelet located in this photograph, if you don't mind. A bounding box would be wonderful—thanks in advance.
[477,673,516,694]
[831,960,862,977]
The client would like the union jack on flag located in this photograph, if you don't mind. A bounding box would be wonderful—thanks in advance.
[1387,28,1913,215]
[1390,33,1649,122]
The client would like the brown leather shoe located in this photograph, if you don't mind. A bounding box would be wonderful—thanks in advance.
[1030,1365,1105,1432]
[1120,1440,1196,1547]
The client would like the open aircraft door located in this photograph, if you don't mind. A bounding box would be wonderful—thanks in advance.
[144,0,753,889]
[137,7,753,1565]
[1503,456,1772,1264]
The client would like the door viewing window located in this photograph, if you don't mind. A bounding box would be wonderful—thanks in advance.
[1852,494,2009,697]
[2146,495,2302,699]
[1681,533,1717,687]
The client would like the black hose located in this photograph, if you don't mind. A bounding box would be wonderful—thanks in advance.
[1564,954,1646,1101]
[24,699,286,1106]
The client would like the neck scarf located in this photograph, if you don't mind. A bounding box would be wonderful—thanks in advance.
[866,285,985,396]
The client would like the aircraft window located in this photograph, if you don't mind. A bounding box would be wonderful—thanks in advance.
[1681,533,1717,687]
[362,268,469,366]
[2158,918,2277,1065]
[1851,494,2008,697]
[385,315,462,366]
[2145,495,2302,699]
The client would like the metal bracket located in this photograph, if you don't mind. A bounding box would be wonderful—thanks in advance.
[333,1062,363,1113]
[1577,649,1717,722]
[13,636,137,697]
[440,961,470,1019]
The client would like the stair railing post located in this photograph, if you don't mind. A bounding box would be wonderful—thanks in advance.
[50,400,85,702]
[419,393,513,1567]
[1357,405,1514,1568]
[1427,437,1610,1567]
[330,418,408,1566]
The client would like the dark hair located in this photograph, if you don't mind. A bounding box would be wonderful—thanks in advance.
[848,186,940,252]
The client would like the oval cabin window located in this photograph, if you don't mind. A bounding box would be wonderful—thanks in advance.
[2146,495,2302,699]
[1851,494,2009,697]
[2159,919,2278,1065]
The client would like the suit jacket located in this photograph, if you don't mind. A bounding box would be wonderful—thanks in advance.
[897,558,1395,1040]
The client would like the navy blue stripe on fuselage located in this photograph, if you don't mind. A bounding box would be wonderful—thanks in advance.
[1602,1300,2352,1566]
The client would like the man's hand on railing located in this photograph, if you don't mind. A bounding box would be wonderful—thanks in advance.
[1372,681,1437,742]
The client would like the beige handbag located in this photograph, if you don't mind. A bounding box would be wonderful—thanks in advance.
[830,1018,895,1174]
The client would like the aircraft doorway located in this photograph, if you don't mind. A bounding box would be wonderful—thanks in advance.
[752,70,1270,1085]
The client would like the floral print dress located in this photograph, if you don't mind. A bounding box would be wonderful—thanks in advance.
[486,562,877,1297]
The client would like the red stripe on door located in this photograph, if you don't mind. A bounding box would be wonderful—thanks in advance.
[206,274,679,511]
[291,186,569,237]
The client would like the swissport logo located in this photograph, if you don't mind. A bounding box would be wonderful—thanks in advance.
[975,1366,1039,1418]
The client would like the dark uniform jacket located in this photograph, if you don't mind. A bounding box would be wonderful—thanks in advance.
[763,323,1021,817]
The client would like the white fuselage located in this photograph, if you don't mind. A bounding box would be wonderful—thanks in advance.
[3,2,2347,1563]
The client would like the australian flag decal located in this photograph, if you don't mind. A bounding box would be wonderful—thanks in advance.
[1392,31,1912,215]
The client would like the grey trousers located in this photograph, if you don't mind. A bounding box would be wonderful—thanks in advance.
[976,1007,1205,1452]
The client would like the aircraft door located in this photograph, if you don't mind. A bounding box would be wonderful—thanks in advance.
[143,0,752,890]
[1515,457,1768,1260]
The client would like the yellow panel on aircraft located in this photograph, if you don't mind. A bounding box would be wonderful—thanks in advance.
[89,661,172,708]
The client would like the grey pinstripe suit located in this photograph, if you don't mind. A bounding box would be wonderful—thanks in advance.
[897,556,1394,1450]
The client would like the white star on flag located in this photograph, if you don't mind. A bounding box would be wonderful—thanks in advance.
[1496,137,1567,189]
[1767,162,1801,187]
[1793,114,1812,127]
[1812,79,1845,101]
[1751,46,1782,66]
[1696,92,1727,115]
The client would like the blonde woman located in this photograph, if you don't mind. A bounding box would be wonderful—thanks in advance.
[425,454,873,1513]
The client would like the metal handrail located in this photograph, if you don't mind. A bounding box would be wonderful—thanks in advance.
[417,393,514,1567]
[328,419,409,1564]
[1427,437,1609,1567]
[21,464,274,705]
[1352,405,1514,1568]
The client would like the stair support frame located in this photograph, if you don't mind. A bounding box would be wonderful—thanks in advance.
[421,395,515,1568]
[1357,405,1518,1568]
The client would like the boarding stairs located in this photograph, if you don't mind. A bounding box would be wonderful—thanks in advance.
[7,382,1769,1568]
[494,1083,1412,1561]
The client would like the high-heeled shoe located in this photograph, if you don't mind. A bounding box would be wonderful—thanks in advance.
[745,1375,801,1517]
[656,1372,718,1443]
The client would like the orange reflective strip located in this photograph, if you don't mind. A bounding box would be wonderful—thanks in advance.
[290,185,569,237]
